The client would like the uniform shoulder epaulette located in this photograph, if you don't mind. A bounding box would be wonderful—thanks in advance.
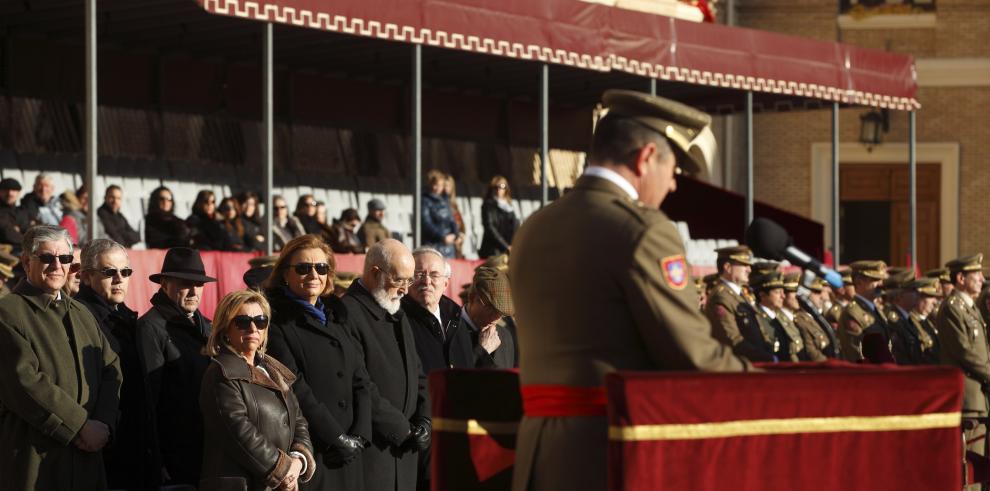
[612,197,651,226]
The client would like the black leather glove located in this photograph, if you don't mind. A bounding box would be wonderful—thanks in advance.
[403,417,431,452]
[326,434,363,465]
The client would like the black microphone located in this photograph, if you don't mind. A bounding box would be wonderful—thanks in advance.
[745,218,843,288]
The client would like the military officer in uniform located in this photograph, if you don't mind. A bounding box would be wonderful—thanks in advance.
[794,278,840,359]
[509,90,753,491]
[906,277,940,364]
[735,271,786,361]
[838,260,888,362]
[778,273,811,361]
[925,267,953,306]
[705,246,774,361]
[881,268,927,364]
[825,267,853,329]
[936,254,989,469]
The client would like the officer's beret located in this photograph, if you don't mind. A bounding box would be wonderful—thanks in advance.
[806,278,828,293]
[946,254,983,275]
[602,90,713,178]
[850,260,887,280]
[715,245,753,266]
[924,267,951,284]
[783,272,801,293]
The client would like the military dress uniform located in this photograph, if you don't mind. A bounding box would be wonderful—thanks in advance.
[778,273,811,362]
[838,261,888,362]
[705,246,773,361]
[793,279,839,360]
[936,254,990,462]
[734,272,789,361]
[880,269,922,365]
[905,278,941,364]
[509,90,752,491]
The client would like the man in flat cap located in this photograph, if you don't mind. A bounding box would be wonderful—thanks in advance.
[136,247,217,487]
[838,260,888,362]
[735,271,786,361]
[510,90,752,491]
[936,253,990,463]
[706,245,771,360]
[906,278,940,364]
[794,278,840,359]
[358,198,391,250]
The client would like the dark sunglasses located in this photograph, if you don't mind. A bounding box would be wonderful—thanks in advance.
[232,315,269,331]
[274,205,287,209]
[95,267,133,278]
[291,262,330,275]
[218,205,232,213]
[35,253,74,265]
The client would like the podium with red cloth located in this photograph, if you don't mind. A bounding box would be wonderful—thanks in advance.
[607,362,964,491]
[429,364,964,491]
[429,370,522,491]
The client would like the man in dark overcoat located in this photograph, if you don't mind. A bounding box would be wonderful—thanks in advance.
[343,238,430,491]
[0,225,122,490]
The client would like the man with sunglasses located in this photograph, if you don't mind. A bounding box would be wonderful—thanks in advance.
[343,238,430,491]
[0,225,122,490]
[136,247,217,488]
[75,238,155,490]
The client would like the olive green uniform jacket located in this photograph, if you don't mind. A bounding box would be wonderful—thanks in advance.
[0,280,122,491]
[793,310,829,362]
[937,290,990,416]
[509,175,752,491]
[706,282,773,362]
[838,296,886,362]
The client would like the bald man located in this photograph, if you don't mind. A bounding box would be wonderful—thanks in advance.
[342,239,430,491]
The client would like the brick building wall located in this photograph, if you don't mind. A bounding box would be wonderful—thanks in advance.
[735,0,990,259]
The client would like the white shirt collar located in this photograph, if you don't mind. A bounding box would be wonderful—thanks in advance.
[430,306,442,329]
[760,305,777,319]
[583,166,639,201]
[780,308,794,321]
[720,278,743,296]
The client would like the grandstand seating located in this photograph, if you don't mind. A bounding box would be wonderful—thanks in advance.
[1,153,737,264]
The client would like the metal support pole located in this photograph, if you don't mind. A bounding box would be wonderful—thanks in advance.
[744,91,753,227]
[84,0,97,242]
[261,23,274,255]
[909,110,917,271]
[540,64,549,206]
[649,78,657,96]
[831,102,840,267]
[412,44,423,247]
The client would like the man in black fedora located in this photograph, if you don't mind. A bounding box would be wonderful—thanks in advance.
[136,247,217,488]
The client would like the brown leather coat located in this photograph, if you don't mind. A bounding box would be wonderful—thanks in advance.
[199,348,316,491]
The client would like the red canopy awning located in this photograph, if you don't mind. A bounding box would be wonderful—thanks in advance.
[197,0,919,110]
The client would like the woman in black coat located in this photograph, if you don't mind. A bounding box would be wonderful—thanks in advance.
[478,175,520,258]
[144,186,192,249]
[200,289,316,491]
[187,190,236,251]
[264,234,373,490]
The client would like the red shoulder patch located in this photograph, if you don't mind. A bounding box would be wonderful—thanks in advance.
[660,255,688,290]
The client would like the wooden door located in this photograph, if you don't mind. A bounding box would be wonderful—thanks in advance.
[839,163,940,270]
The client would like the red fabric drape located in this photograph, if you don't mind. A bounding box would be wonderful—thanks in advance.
[606,365,964,491]
[124,250,484,317]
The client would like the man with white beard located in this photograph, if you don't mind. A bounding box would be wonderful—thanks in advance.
[342,238,431,491]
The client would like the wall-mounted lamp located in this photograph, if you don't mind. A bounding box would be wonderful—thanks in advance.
[859,109,890,151]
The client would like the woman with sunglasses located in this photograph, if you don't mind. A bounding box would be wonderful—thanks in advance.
[478,175,520,258]
[144,186,192,249]
[187,190,235,251]
[272,195,306,252]
[200,289,316,491]
[264,235,373,490]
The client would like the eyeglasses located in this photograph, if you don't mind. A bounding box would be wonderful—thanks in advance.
[218,205,232,213]
[90,267,133,278]
[304,201,317,207]
[496,183,508,190]
[160,196,174,202]
[291,262,331,276]
[232,315,269,331]
[35,253,74,265]
[274,204,287,210]
[379,268,414,288]
[414,271,448,282]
